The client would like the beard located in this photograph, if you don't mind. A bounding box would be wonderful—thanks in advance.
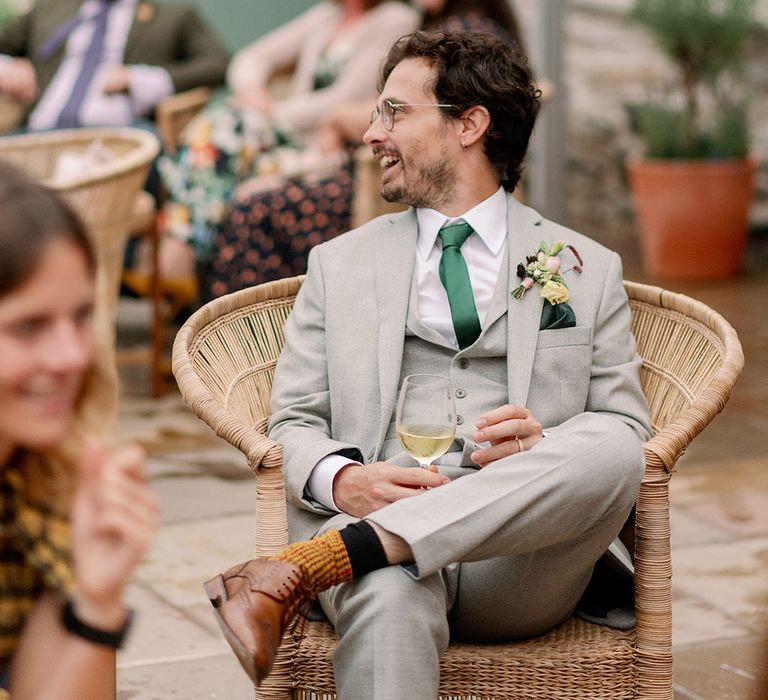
[381,147,455,210]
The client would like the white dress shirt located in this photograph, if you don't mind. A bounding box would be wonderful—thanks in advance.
[307,186,509,511]
[8,0,174,130]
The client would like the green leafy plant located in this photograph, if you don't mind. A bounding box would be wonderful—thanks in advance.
[628,0,759,159]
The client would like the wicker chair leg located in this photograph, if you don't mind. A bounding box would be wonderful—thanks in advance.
[634,456,673,700]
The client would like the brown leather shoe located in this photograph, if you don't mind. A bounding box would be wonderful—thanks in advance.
[203,558,312,685]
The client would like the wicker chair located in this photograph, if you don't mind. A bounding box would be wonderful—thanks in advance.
[172,277,743,699]
[0,127,160,420]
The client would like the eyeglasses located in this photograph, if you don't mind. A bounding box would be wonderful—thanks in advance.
[370,99,456,131]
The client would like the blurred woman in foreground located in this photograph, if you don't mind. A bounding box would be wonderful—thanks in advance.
[0,163,157,698]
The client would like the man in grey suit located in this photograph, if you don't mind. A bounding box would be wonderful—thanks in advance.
[204,30,652,698]
[0,0,228,130]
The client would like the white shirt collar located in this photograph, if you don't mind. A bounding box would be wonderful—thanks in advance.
[415,186,508,260]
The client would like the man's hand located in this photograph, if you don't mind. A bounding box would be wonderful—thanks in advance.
[471,404,544,468]
[102,65,131,95]
[0,58,38,104]
[230,85,272,116]
[333,462,450,518]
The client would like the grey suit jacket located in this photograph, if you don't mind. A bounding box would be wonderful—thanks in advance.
[268,194,652,540]
[0,0,229,118]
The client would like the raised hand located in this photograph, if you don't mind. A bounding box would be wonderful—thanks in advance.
[332,462,449,518]
[70,439,158,627]
[471,404,544,468]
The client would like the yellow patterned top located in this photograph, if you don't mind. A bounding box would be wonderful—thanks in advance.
[0,466,73,689]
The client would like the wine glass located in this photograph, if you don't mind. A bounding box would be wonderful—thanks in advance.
[395,374,457,470]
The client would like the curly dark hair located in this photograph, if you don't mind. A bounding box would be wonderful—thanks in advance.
[379,30,540,192]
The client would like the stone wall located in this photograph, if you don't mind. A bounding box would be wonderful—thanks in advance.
[513,0,768,258]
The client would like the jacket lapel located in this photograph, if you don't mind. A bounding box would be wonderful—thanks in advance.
[372,208,417,457]
[505,195,546,407]
[124,2,157,56]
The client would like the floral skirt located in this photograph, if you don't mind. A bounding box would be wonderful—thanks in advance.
[158,93,291,260]
[204,158,355,300]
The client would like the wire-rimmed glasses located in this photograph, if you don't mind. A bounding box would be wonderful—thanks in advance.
[370,99,456,131]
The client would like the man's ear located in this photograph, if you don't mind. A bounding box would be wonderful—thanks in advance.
[457,105,491,148]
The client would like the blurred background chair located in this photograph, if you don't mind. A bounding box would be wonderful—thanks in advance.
[0,127,159,425]
[0,94,24,133]
[128,87,213,397]
[172,277,743,700]
[0,87,213,398]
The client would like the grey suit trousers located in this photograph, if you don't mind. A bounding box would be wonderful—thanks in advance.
[317,412,644,700]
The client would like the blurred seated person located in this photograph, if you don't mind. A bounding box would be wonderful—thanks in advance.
[204,0,525,299]
[0,0,229,132]
[147,0,419,301]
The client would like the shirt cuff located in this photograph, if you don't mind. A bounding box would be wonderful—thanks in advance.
[307,454,362,512]
[127,64,174,116]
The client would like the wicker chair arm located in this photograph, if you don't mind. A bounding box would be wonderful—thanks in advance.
[172,366,282,476]
[625,281,744,473]
[154,86,212,155]
[0,94,24,133]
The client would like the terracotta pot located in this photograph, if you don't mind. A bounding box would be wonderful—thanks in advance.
[627,157,757,278]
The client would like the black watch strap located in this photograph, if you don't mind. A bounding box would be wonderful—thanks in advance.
[61,599,133,649]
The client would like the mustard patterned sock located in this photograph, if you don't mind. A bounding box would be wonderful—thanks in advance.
[272,528,353,593]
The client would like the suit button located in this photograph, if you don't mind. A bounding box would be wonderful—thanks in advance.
[456,415,464,425]
[455,389,466,399]
[458,358,469,369]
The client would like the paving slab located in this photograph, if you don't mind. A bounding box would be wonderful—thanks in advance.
[673,636,767,700]
[670,506,735,549]
[672,591,753,648]
[671,458,768,505]
[119,582,227,668]
[134,514,256,611]
[154,446,252,478]
[679,409,768,464]
[672,537,768,633]
[151,475,255,524]
[117,652,254,700]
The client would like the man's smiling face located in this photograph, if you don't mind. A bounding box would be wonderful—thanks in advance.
[363,57,461,211]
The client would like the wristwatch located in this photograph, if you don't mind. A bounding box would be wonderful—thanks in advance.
[61,599,134,649]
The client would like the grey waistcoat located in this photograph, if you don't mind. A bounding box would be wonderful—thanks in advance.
[381,261,511,471]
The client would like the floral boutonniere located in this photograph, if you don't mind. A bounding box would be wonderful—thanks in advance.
[512,240,584,305]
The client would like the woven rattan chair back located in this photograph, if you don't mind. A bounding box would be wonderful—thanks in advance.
[0,127,159,424]
[173,277,743,700]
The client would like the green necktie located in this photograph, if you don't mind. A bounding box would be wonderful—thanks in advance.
[438,222,481,349]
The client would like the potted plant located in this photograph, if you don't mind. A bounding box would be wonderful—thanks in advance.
[626,0,760,278]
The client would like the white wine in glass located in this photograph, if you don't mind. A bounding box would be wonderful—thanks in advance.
[396,374,457,470]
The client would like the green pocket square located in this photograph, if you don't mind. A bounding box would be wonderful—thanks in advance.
[539,302,576,330]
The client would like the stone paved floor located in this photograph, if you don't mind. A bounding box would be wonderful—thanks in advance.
[113,258,768,699]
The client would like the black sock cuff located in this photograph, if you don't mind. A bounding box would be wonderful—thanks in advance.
[338,520,389,578]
